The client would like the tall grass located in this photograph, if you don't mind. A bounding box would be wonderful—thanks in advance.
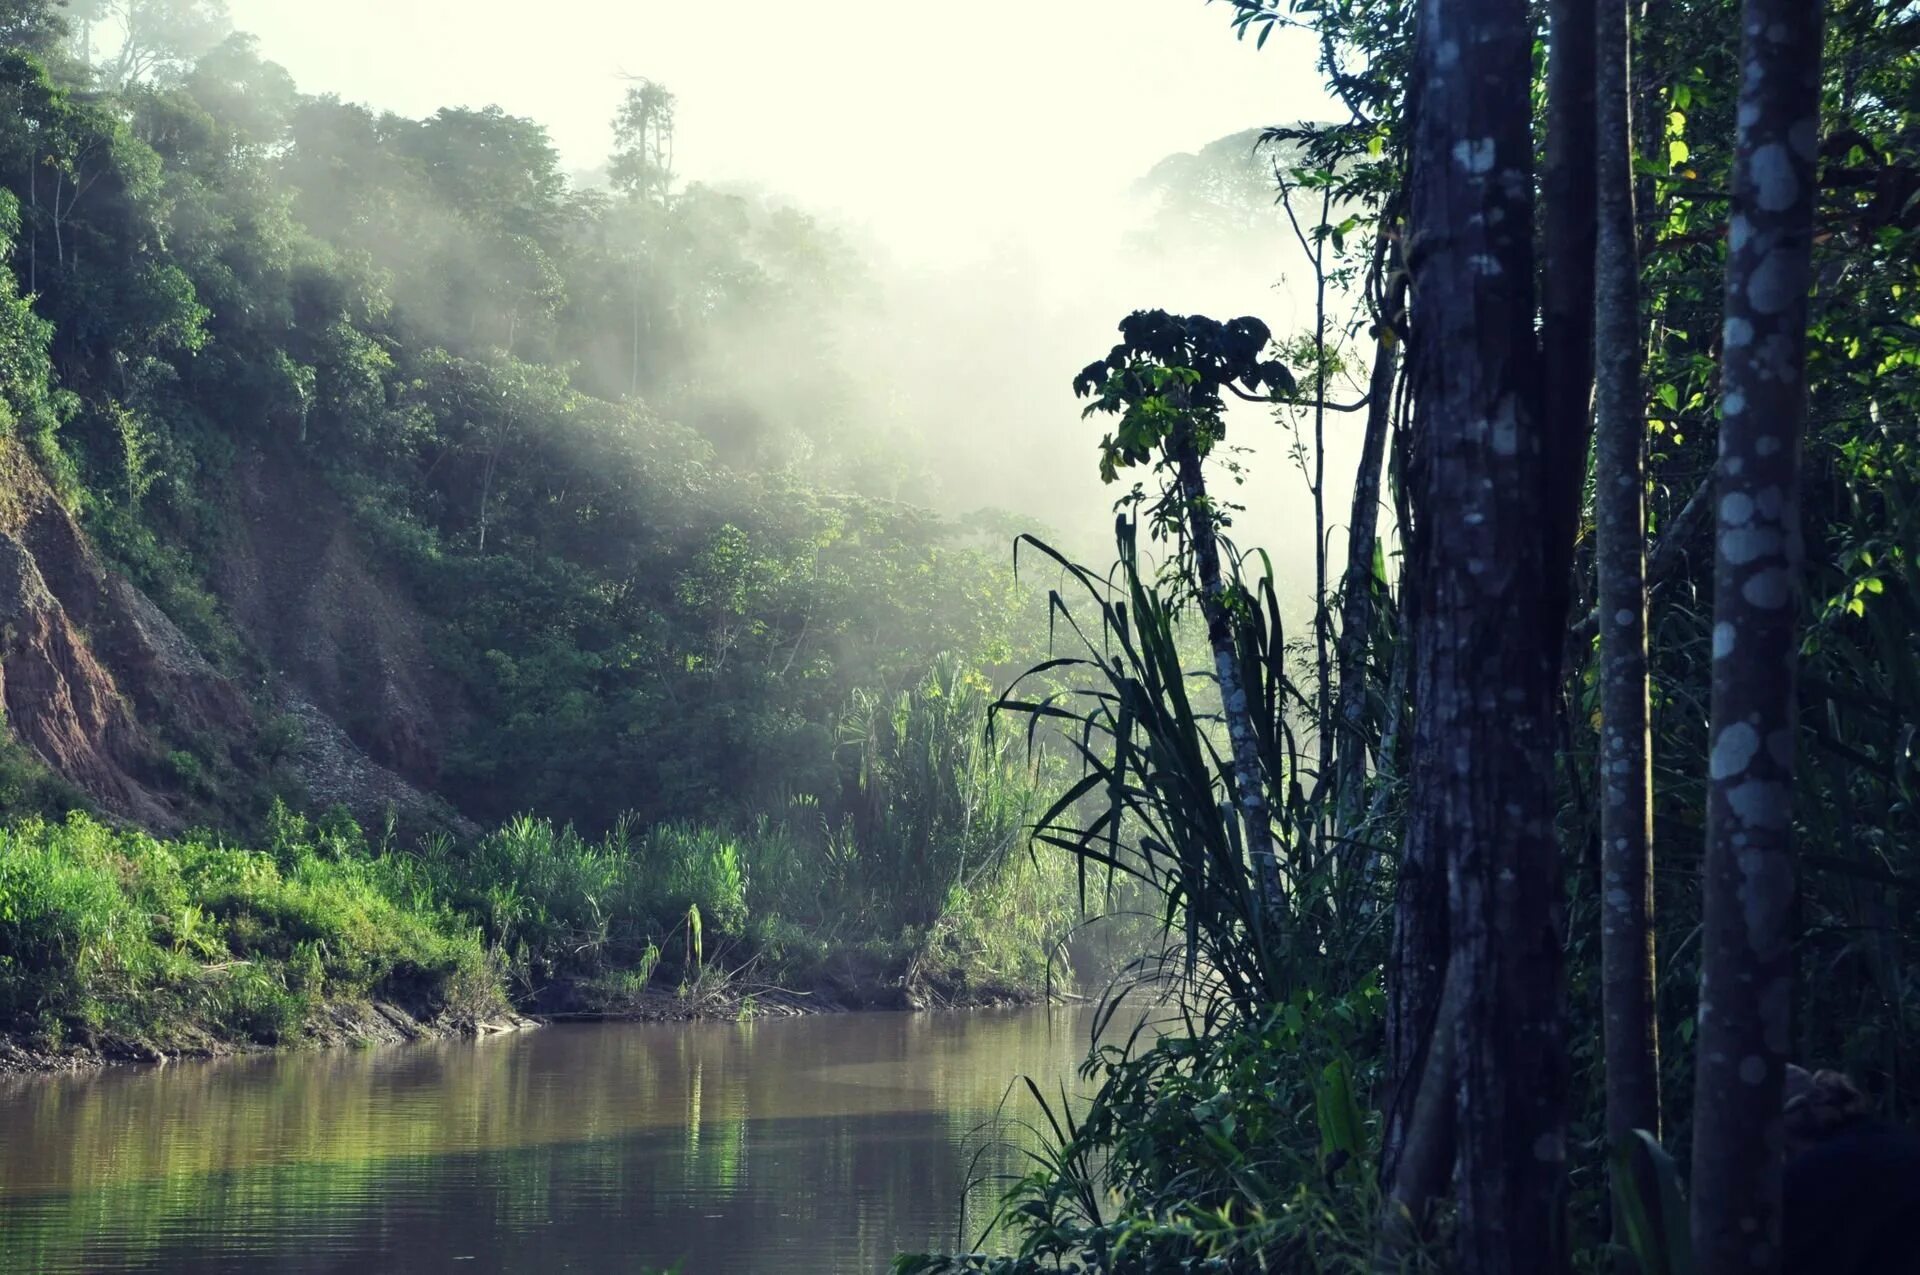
[0,810,499,1048]
[836,653,1044,932]
[427,815,747,991]
[900,517,1399,1270]
[998,515,1384,1019]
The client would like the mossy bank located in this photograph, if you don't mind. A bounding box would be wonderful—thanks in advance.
[0,805,1073,1074]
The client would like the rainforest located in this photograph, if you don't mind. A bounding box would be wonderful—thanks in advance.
[0,1,1916,1273]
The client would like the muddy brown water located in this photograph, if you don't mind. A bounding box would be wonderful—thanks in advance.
[0,1006,1107,1273]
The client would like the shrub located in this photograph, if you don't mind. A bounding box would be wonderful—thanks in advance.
[0,812,499,1045]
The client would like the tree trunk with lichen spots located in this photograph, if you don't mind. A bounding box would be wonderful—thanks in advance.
[1388,0,1572,1266]
[1595,0,1661,1155]
[1169,424,1286,926]
[1688,4,1822,1273]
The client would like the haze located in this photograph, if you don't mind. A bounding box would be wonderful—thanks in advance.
[214,1,1355,576]
[225,1,1329,265]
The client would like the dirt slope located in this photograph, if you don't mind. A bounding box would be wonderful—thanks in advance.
[0,439,465,833]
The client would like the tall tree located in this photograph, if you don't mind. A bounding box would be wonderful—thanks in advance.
[1541,0,1599,605]
[1593,0,1661,1155]
[1074,311,1296,923]
[1391,0,1573,1265]
[1688,3,1823,1273]
[1331,238,1405,840]
[611,79,676,205]
[101,0,232,87]
[0,0,72,55]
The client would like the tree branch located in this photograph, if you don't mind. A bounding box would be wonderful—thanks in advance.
[1226,383,1371,412]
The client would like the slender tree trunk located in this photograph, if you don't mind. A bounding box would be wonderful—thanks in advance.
[1595,0,1661,1152]
[51,173,65,271]
[1632,0,1670,259]
[1334,248,1408,844]
[1688,5,1822,1273]
[1542,0,1600,610]
[1388,2,1571,1266]
[1311,186,1334,843]
[631,260,643,399]
[1170,426,1286,925]
[477,445,498,555]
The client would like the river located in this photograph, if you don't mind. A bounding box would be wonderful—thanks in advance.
[0,1006,1105,1273]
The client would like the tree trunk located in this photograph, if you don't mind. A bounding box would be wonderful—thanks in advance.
[1333,252,1408,844]
[1632,0,1670,259]
[1688,5,1822,1273]
[477,445,499,556]
[1375,955,1464,1273]
[1594,0,1661,1152]
[1389,2,1572,1267]
[1171,426,1286,925]
[1310,186,1334,849]
[1542,0,1600,612]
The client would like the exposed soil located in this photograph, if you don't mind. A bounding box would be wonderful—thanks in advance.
[0,440,472,834]
[216,448,469,792]
[0,440,194,828]
[0,973,1048,1077]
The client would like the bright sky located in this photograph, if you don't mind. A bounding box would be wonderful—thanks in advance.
[223,1,1331,262]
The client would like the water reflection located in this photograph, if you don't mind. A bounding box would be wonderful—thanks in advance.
[0,1008,1100,1274]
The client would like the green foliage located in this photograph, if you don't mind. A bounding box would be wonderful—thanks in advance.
[1074,309,1293,491]
[0,811,500,1045]
[0,37,1047,856]
[897,991,1393,1274]
[1000,518,1373,1015]
[424,815,716,988]
[1610,1131,1693,1275]
[835,653,1041,931]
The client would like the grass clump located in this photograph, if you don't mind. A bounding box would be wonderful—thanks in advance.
[0,809,500,1051]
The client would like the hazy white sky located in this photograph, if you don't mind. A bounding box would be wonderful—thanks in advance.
[223,1,1331,262]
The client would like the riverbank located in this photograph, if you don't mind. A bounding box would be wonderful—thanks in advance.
[0,809,1061,1076]
[0,998,541,1075]
[0,979,1053,1075]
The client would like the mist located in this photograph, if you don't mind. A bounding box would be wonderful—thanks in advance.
[217,0,1367,591]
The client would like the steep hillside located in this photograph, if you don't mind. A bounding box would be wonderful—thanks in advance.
[0,436,222,827]
[0,436,460,831]
[0,38,1040,843]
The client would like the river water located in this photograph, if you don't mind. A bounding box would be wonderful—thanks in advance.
[0,1006,1105,1274]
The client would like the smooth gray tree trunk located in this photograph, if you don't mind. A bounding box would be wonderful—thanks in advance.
[1688,5,1822,1273]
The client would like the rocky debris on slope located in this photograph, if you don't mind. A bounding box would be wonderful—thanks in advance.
[0,439,470,835]
[219,449,467,789]
[97,575,252,743]
[276,690,477,836]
